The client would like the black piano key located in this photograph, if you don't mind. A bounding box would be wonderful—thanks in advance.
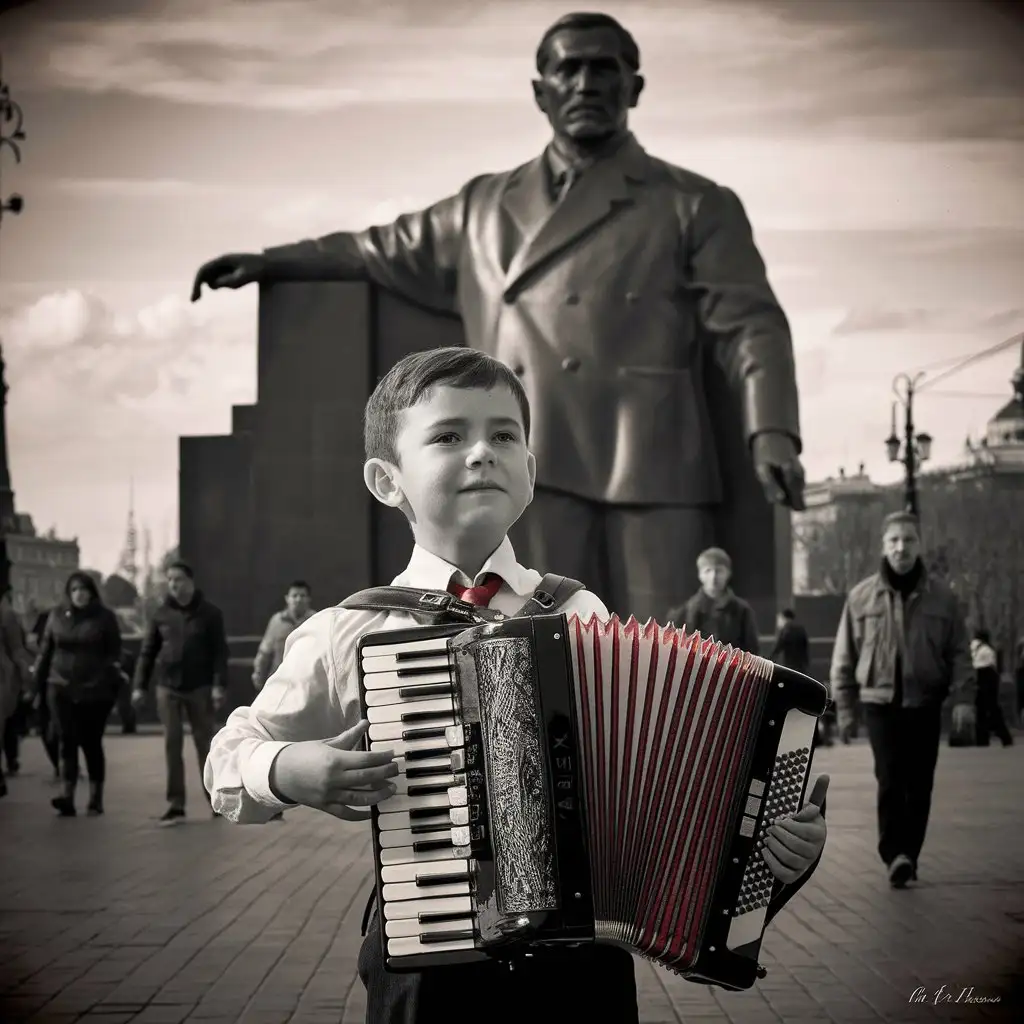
[406,763,450,779]
[401,709,451,724]
[413,838,453,852]
[420,928,476,945]
[417,909,474,924]
[416,870,470,887]
[411,820,449,834]
[397,665,451,678]
[401,726,449,741]
[406,746,449,761]
[409,806,449,820]
[399,682,451,698]
[408,782,456,797]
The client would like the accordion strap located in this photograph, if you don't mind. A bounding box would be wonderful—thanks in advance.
[339,574,586,624]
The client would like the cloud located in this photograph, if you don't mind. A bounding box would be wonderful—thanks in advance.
[3,288,255,445]
[7,0,1021,142]
[833,306,1024,337]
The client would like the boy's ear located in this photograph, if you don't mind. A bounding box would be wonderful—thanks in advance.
[364,458,405,508]
[526,449,537,498]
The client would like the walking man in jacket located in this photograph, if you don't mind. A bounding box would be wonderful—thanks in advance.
[830,511,975,888]
[252,580,314,693]
[132,562,229,824]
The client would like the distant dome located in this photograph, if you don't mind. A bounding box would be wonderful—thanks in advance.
[984,344,1024,447]
[103,574,139,608]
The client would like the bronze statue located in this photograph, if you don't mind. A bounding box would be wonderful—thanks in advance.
[191,11,805,622]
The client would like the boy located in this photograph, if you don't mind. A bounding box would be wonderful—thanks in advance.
[668,546,761,654]
[204,348,827,1024]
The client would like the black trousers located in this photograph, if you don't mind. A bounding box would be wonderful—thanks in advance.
[358,913,638,1024]
[510,487,716,624]
[975,670,1013,746]
[863,702,943,866]
[3,701,26,770]
[49,686,113,785]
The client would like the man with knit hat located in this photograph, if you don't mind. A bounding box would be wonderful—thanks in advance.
[667,547,761,654]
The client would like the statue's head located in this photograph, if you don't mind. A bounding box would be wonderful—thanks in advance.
[532,12,644,145]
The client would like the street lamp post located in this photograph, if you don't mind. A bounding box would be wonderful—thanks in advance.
[0,54,26,234]
[885,373,933,517]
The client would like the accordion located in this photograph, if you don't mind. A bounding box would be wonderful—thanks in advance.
[356,612,828,991]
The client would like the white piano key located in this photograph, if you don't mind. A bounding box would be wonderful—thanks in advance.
[362,635,451,660]
[387,935,477,957]
[378,826,452,849]
[388,754,453,776]
[367,696,455,725]
[363,668,453,692]
[380,842,458,867]
[364,680,453,706]
[377,775,459,800]
[381,857,470,885]
[369,720,455,743]
[383,895,473,921]
[377,809,456,832]
[371,736,455,757]
[384,878,471,902]
[385,917,474,939]
[362,653,452,676]
[376,790,454,815]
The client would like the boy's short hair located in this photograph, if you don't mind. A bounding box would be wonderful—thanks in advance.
[696,547,732,572]
[287,580,310,593]
[364,347,531,463]
[166,560,194,579]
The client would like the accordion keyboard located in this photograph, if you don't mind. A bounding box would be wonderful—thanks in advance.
[361,633,481,962]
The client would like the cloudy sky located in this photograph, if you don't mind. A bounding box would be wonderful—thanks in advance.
[1,0,1022,573]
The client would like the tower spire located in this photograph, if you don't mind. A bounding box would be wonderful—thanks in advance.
[116,477,139,587]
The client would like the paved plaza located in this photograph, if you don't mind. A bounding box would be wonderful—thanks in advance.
[0,730,1021,1024]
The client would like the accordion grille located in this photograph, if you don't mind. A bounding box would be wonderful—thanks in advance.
[567,614,772,972]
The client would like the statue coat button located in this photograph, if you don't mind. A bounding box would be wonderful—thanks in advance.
[562,356,580,372]
[566,294,580,305]
[512,364,525,376]
[625,291,639,303]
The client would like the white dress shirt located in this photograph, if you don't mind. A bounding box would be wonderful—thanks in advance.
[203,536,609,823]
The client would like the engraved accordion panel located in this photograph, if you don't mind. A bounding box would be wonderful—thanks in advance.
[356,613,829,991]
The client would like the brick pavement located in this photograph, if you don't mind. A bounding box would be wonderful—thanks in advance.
[0,731,1021,1024]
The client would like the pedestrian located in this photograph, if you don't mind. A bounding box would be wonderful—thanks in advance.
[32,573,123,816]
[667,547,761,654]
[28,608,61,780]
[771,607,831,745]
[204,347,828,1024]
[830,511,975,889]
[970,629,1013,747]
[252,580,314,693]
[1,585,32,798]
[131,562,228,825]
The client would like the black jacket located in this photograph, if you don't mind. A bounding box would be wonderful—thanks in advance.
[771,621,810,674]
[133,590,229,693]
[668,589,761,655]
[35,601,122,703]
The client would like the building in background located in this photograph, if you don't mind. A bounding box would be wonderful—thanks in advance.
[0,344,80,617]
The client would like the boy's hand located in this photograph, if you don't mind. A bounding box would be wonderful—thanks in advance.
[270,720,399,822]
[761,774,829,884]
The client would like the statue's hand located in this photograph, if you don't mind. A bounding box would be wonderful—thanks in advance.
[190,253,266,302]
[752,431,806,511]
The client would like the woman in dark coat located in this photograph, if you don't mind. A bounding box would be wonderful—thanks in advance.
[34,572,123,816]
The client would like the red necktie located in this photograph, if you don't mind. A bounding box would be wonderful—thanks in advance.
[448,573,503,608]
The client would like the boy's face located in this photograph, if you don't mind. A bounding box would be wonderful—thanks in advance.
[366,384,536,547]
[698,562,730,597]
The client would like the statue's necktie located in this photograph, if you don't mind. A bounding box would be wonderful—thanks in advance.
[447,573,503,608]
[557,167,581,203]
